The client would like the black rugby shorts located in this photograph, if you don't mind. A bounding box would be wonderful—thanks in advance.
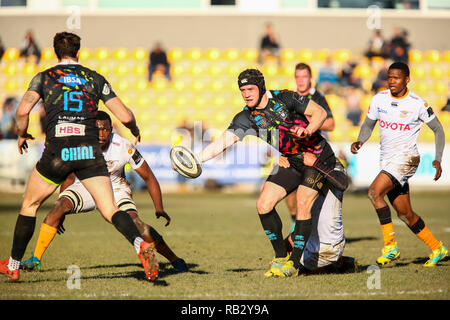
[35,137,108,185]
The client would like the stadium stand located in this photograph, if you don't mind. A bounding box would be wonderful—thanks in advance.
[0,47,448,143]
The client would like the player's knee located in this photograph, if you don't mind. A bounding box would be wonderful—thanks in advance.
[256,198,275,214]
[367,187,382,203]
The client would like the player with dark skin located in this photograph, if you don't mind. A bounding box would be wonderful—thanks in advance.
[23,117,187,272]
[351,68,442,229]
[351,62,446,266]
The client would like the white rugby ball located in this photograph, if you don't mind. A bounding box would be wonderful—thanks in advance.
[170,146,202,179]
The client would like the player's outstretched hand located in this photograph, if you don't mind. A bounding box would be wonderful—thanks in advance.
[156,210,171,227]
[134,134,141,145]
[350,141,362,154]
[303,152,317,167]
[278,156,290,168]
[18,133,35,154]
[432,160,442,181]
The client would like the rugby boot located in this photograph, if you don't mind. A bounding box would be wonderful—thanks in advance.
[21,255,42,271]
[138,241,159,281]
[270,260,299,278]
[376,243,400,266]
[171,258,188,272]
[264,255,289,278]
[423,242,448,267]
[0,259,20,281]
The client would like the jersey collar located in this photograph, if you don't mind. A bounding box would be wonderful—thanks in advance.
[390,88,409,100]
[58,59,79,65]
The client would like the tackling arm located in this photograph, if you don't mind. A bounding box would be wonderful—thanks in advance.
[197,130,240,163]
[135,160,170,226]
[104,97,140,142]
[303,99,327,135]
[15,91,41,154]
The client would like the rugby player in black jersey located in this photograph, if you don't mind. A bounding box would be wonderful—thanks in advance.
[197,69,340,277]
[0,32,159,282]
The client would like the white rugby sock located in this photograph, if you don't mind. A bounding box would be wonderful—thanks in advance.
[8,257,20,271]
[134,237,144,254]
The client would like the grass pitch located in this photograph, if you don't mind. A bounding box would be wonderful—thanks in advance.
[0,190,449,300]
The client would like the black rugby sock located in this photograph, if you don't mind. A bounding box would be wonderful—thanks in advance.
[289,219,312,269]
[11,214,36,261]
[111,211,142,245]
[259,208,287,258]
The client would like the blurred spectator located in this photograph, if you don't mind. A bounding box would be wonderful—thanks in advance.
[389,27,410,63]
[339,61,361,88]
[19,30,41,64]
[0,97,19,140]
[0,37,5,62]
[441,97,450,113]
[259,22,280,64]
[345,87,362,126]
[372,62,389,93]
[365,30,389,60]
[148,42,171,82]
[317,56,338,93]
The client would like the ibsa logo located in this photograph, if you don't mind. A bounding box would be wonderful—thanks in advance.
[57,73,87,87]
[379,120,411,131]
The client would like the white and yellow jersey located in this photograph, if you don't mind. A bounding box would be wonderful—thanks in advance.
[366,89,435,159]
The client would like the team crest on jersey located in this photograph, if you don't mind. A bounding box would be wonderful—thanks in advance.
[102,83,111,95]
[57,73,87,87]
[399,110,410,118]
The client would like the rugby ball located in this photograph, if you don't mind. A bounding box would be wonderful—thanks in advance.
[170,146,202,179]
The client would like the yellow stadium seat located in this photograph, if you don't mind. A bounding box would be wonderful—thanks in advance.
[39,63,54,72]
[224,48,240,61]
[41,47,55,61]
[131,47,147,61]
[207,64,224,77]
[212,96,226,108]
[329,127,344,142]
[96,64,111,77]
[349,127,360,141]
[226,65,241,77]
[136,95,151,109]
[262,63,279,77]
[189,65,205,77]
[210,80,225,92]
[193,96,207,109]
[172,79,187,91]
[4,79,19,93]
[156,127,173,142]
[206,48,221,61]
[334,49,352,63]
[23,63,37,76]
[411,66,426,79]
[115,79,130,92]
[430,66,444,79]
[280,48,296,63]
[242,48,258,62]
[353,63,373,79]
[151,77,169,90]
[414,81,430,95]
[174,96,188,108]
[113,48,128,61]
[3,64,18,76]
[409,49,423,64]
[78,48,91,61]
[94,48,110,61]
[433,81,448,95]
[444,50,450,63]
[440,112,450,126]
[187,48,202,61]
[171,64,186,77]
[191,80,205,91]
[3,48,20,61]
[133,64,147,77]
[266,79,282,90]
[155,95,170,107]
[167,48,184,63]
[134,79,149,91]
[281,64,294,77]
[298,49,314,63]
[315,49,330,62]
[425,50,441,63]
[114,64,129,76]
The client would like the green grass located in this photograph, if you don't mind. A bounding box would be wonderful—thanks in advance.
[0,190,449,300]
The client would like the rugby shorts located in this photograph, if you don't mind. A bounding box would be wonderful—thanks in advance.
[36,137,109,185]
[59,182,137,214]
[300,239,346,270]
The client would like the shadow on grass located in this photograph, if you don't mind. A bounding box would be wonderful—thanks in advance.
[345,236,378,243]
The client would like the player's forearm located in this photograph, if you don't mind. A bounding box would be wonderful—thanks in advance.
[427,117,445,163]
[15,114,29,138]
[15,91,40,137]
[357,117,377,144]
[304,100,326,134]
[320,117,335,132]
[145,178,164,212]
[197,131,238,163]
